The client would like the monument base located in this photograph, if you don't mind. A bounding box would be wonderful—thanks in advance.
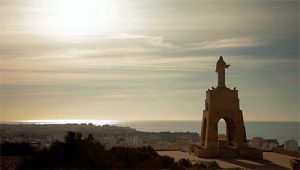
[188,144,263,159]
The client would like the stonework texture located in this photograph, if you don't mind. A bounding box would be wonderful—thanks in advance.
[188,56,262,159]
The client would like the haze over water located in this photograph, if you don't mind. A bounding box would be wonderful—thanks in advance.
[5,120,299,144]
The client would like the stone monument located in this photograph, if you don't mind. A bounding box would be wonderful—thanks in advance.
[188,56,262,159]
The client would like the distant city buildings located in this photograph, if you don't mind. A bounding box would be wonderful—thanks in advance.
[248,137,300,152]
[0,124,198,151]
[284,139,298,151]
[1,124,299,153]
[248,137,279,150]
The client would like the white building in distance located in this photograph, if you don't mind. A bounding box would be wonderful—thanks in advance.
[284,139,298,151]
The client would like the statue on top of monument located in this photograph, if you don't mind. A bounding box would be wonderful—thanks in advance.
[216,56,230,88]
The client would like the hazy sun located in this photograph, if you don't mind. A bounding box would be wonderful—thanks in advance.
[38,0,120,36]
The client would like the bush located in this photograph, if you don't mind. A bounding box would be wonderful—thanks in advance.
[8,132,219,169]
[21,132,181,169]
[178,158,192,168]
[206,161,220,169]
[0,142,36,156]
[21,133,107,169]
[191,162,207,169]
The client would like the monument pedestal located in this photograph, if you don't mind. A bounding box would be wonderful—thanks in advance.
[188,144,263,159]
[201,88,248,149]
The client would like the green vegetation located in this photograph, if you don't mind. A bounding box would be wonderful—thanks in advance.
[0,142,36,156]
[1,132,221,169]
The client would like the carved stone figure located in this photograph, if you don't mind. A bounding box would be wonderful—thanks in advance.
[216,56,230,88]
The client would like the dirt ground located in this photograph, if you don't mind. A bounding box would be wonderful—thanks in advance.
[158,151,300,169]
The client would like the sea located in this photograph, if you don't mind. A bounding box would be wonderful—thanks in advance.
[2,120,299,145]
[117,121,300,144]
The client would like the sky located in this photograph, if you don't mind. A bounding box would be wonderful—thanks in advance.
[0,0,299,122]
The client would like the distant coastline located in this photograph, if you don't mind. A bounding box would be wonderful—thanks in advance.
[1,120,299,144]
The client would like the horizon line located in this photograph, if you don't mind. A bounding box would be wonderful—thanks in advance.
[1,119,299,124]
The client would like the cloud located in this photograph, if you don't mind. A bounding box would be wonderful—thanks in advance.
[1,48,214,85]
[193,38,267,49]
[0,33,178,61]
[108,34,178,48]
[0,70,187,85]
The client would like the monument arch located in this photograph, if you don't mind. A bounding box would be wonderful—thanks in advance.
[217,117,235,147]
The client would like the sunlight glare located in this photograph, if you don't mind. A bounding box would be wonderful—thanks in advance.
[22,119,120,126]
[40,0,120,37]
